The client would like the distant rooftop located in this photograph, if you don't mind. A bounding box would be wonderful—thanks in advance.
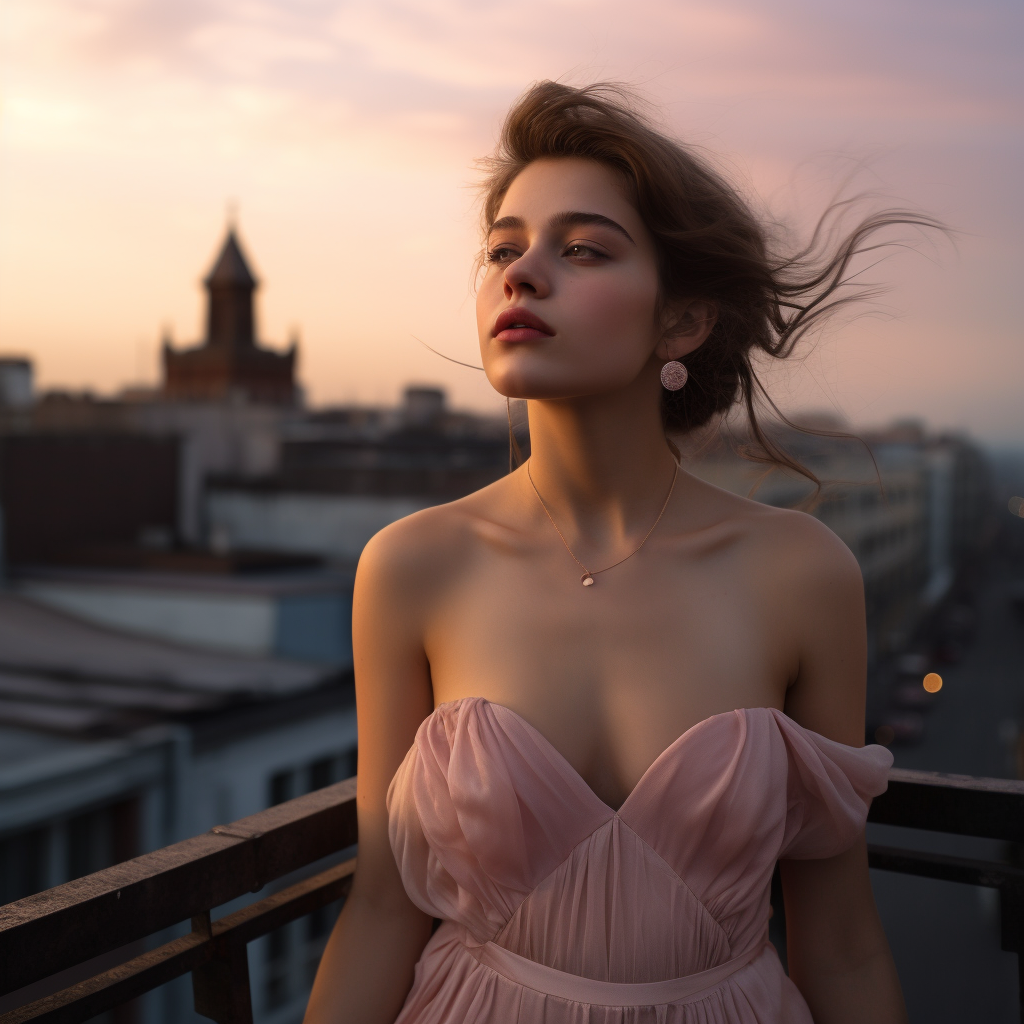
[0,593,339,739]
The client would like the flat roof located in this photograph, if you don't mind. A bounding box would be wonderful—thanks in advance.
[0,594,340,739]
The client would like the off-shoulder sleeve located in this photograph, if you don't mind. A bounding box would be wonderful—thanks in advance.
[772,709,893,860]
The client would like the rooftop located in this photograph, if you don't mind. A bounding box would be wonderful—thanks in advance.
[0,593,340,740]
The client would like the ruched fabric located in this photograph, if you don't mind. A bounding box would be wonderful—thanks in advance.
[387,699,892,1022]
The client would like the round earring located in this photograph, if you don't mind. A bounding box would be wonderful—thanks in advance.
[660,361,688,391]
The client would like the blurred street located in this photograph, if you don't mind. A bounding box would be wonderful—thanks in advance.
[869,547,1024,1023]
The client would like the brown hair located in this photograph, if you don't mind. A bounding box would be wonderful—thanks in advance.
[480,81,944,487]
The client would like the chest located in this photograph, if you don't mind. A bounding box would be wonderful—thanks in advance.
[422,539,795,808]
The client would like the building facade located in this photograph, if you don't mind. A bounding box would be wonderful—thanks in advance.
[0,593,356,1024]
[204,386,512,562]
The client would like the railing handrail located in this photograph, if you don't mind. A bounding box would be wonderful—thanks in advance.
[868,767,1024,841]
[0,777,357,999]
[0,859,357,1024]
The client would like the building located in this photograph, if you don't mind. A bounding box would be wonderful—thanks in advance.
[0,433,180,568]
[0,222,360,1021]
[205,386,513,562]
[0,591,356,1024]
[162,229,297,406]
[15,565,353,666]
[0,359,32,411]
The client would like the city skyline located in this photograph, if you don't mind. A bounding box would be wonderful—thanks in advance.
[0,0,1021,443]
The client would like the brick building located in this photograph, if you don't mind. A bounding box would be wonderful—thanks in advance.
[162,228,296,405]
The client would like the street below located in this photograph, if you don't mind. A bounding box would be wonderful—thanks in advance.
[868,549,1023,1023]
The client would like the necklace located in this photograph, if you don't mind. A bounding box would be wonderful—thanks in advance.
[526,459,679,587]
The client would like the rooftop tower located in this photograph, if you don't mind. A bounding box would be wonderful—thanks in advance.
[162,226,297,404]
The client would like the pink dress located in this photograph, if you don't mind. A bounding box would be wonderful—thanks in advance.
[387,698,892,1022]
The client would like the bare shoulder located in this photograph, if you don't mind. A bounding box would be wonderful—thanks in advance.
[690,477,861,599]
[749,503,861,592]
[356,477,513,603]
[350,484,513,759]
[719,498,866,742]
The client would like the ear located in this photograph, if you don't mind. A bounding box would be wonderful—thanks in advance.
[654,299,717,361]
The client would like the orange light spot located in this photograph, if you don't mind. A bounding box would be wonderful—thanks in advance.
[923,672,943,693]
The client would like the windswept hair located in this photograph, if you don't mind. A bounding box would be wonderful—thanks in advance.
[479,81,945,487]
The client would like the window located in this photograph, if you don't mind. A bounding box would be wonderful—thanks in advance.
[66,799,138,882]
[269,770,295,807]
[0,827,47,904]
[305,901,342,986]
[269,748,357,808]
[265,924,291,1009]
[307,757,334,793]
[263,901,344,1010]
[337,748,357,781]
[67,808,113,882]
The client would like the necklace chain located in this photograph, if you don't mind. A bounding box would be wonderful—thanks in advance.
[526,459,679,587]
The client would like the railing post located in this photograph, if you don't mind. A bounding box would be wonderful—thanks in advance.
[998,886,1024,1024]
[190,911,254,1024]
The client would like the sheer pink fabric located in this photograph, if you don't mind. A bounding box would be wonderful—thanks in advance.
[387,698,892,1022]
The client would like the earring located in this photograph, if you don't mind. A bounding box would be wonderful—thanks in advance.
[660,361,688,391]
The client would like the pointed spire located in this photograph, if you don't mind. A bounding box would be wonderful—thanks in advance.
[204,224,257,347]
[204,229,257,289]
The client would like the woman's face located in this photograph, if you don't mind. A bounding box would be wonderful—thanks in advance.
[476,158,665,402]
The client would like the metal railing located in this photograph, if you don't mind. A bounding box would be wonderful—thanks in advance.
[1,769,1023,1024]
[867,766,1024,1011]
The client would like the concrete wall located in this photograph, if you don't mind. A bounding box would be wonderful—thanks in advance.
[187,707,357,837]
[206,490,434,562]
[129,402,284,544]
[17,577,353,667]
[20,581,276,656]
[0,725,181,840]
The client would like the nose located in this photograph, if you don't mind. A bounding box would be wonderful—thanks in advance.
[503,246,550,301]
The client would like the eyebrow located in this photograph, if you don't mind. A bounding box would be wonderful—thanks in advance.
[488,211,635,245]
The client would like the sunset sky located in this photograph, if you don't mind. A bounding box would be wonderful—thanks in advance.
[0,0,1020,443]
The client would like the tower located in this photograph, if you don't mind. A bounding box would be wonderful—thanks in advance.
[162,227,297,404]
[204,230,257,349]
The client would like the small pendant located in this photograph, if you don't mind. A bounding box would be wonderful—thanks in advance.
[581,573,595,587]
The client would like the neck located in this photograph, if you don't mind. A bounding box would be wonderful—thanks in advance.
[522,379,678,544]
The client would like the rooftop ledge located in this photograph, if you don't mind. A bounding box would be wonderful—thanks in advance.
[2,769,1024,1024]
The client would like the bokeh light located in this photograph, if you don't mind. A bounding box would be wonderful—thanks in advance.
[1009,496,1024,517]
[923,673,943,693]
[874,725,895,746]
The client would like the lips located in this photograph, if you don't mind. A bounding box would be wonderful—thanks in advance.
[493,307,554,343]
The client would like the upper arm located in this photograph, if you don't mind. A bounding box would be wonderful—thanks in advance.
[350,515,437,908]
[767,516,899,1005]
[777,513,867,747]
[304,517,444,1023]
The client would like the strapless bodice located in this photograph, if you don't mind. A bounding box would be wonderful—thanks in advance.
[386,698,892,1022]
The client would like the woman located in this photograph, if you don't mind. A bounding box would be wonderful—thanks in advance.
[306,82,912,1023]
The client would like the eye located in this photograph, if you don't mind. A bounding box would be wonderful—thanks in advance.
[563,242,607,262]
[486,245,520,264]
